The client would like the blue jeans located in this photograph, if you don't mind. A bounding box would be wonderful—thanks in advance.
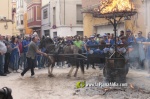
[13,54,19,70]
[40,56,46,67]
[23,53,27,68]
[36,55,41,68]
[19,53,23,67]
[0,55,5,74]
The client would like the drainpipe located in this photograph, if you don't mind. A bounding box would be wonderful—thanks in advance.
[39,0,42,38]
[64,0,65,25]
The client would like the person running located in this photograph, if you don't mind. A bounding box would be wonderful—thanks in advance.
[21,34,47,78]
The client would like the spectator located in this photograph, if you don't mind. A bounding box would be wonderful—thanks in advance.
[10,36,20,73]
[103,34,109,44]
[4,36,12,74]
[145,32,150,77]
[125,29,136,45]
[119,30,125,38]
[86,36,98,51]
[136,31,146,42]
[18,36,23,70]
[22,35,30,69]
[73,36,83,49]
[0,35,7,76]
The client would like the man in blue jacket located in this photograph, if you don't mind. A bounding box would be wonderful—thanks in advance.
[22,35,30,69]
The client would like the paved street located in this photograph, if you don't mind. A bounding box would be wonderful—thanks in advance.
[0,66,150,99]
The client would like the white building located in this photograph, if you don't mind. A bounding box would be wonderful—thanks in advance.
[144,0,150,36]
[49,0,83,37]
[41,3,50,36]
[16,0,24,36]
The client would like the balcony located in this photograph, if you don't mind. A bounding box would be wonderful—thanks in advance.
[16,20,24,30]
[16,25,24,30]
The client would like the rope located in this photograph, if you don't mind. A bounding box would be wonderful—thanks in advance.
[47,53,87,59]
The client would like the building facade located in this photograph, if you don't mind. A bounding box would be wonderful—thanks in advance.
[144,0,150,36]
[41,3,50,36]
[81,0,147,37]
[24,0,32,35]
[26,0,41,37]
[0,0,13,36]
[12,0,20,36]
[16,0,24,36]
[49,0,83,37]
[82,0,126,37]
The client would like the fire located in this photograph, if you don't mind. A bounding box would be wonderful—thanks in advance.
[130,84,134,89]
[100,0,134,14]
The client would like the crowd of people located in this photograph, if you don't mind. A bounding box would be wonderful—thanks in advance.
[0,29,150,77]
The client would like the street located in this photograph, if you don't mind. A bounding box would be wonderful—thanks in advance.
[0,66,150,99]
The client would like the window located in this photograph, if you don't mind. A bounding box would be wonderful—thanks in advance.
[77,31,83,37]
[21,20,24,25]
[31,7,34,22]
[44,30,50,36]
[53,7,56,25]
[27,10,31,23]
[21,15,23,25]
[76,5,83,24]
[20,0,23,7]
[37,6,41,20]
[43,8,48,19]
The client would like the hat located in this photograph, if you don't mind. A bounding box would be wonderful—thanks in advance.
[31,34,37,39]
[33,33,38,36]
[103,34,107,37]
[33,32,38,35]
[126,29,131,32]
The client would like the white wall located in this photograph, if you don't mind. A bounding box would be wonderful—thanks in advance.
[96,23,125,36]
[49,0,83,37]
[145,0,150,36]
[59,0,82,26]
[50,0,82,26]
[23,0,27,13]
[50,0,61,26]
[41,4,50,26]
[41,3,50,36]
[42,0,50,7]
[50,26,83,37]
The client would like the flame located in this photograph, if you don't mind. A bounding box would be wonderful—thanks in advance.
[100,0,134,14]
[130,84,134,89]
